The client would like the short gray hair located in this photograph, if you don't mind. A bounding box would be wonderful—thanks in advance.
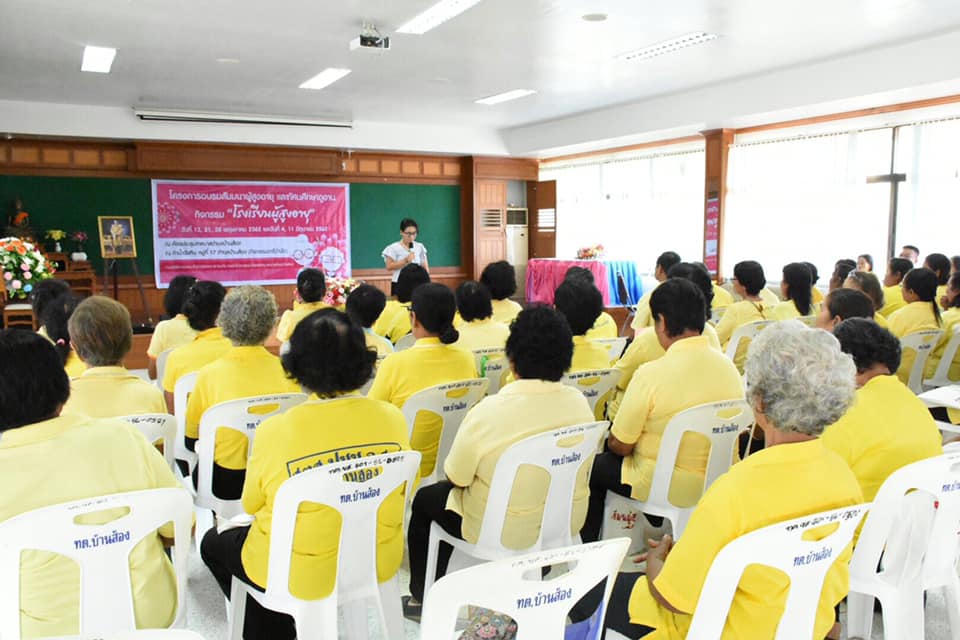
[744,320,856,436]
[219,286,277,346]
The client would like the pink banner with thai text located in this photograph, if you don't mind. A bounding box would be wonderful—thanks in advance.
[152,180,349,287]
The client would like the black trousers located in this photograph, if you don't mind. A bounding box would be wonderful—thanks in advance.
[200,526,296,640]
[581,452,634,543]
[407,481,464,602]
[186,436,246,500]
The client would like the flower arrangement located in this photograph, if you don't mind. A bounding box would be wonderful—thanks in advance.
[323,276,361,307]
[70,230,89,243]
[0,237,55,300]
[45,229,66,242]
[576,244,605,260]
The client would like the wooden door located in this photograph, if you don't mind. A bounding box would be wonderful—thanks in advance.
[527,180,557,259]
[474,179,506,275]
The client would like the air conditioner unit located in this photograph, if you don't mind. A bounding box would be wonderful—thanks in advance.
[132,108,353,129]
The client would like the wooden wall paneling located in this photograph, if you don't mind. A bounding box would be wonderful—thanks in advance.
[134,142,340,175]
[473,156,538,181]
[701,129,734,280]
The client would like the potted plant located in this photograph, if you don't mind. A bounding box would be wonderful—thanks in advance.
[0,237,55,300]
[70,230,89,261]
[45,229,66,252]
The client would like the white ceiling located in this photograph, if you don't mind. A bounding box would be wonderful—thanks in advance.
[4,0,960,153]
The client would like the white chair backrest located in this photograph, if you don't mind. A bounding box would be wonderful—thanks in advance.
[901,330,944,393]
[400,379,489,481]
[710,306,727,325]
[0,488,193,638]
[925,327,960,389]
[196,393,308,515]
[686,504,869,640]
[474,421,607,552]
[264,451,421,605]
[474,348,509,395]
[420,538,630,640]
[172,372,199,468]
[724,320,776,362]
[156,348,174,390]
[472,347,505,375]
[592,337,628,364]
[394,333,416,351]
[119,413,177,471]
[109,631,207,640]
[560,369,622,415]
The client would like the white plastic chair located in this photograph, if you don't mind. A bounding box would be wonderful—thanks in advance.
[847,450,960,640]
[592,337,628,364]
[684,503,868,640]
[394,333,416,351]
[155,347,173,390]
[420,538,630,640]
[924,327,960,389]
[172,372,199,474]
[101,631,208,640]
[195,393,308,518]
[0,488,194,639]
[472,348,509,395]
[423,421,608,596]
[227,451,421,640]
[724,320,775,362]
[560,368,622,419]
[601,399,754,545]
[400,378,489,484]
[119,413,177,471]
[900,329,944,394]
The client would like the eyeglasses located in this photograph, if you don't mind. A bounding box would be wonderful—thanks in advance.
[402,231,418,236]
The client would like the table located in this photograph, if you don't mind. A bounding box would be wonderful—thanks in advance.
[525,259,646,306]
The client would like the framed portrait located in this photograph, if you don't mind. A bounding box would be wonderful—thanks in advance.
[98,216,137,259]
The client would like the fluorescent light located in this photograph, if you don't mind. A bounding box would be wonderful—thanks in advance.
[133,108,353,128]
[397,0,483,35]
[299,68,351,90]
[81,45,117,73]
[475,89,536,106]
[616,32,718,62]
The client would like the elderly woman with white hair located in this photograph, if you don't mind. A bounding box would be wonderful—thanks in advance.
[602,321,864,639]
[185,286,300,499]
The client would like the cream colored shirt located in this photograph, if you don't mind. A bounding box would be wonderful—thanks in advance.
[490,298,523,325]
[585,312,618,340]
[880,285,907,317]
[372,299,412,344]
[630,283,659,330]
[147,314,198,358]
[162,327,232,393]
[714,300,769,372]
[63,366,167,417]
[571,335,614,372]
[364,328,395,357]
[455,317,510,351]
[276,300,331,343]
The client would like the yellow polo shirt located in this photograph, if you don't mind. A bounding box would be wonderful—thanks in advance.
[888,301,942,385]
[64,351,86,378]
[490,298,523,325]
[162,327,232,392]
[822,375,942,502]
[611,335,743,505]
[715,300,769,372]
[147,314,198,358]
[444,379,595,548]
[770,299,808,321]
[364,328,395,357]
[628,439,863,639]
[185,346,301,470]
[758,287,779,308]
[712,284,734,310]
[571,335,614,372]
[367,337,477,476]
[630,284,658,330]
[63,366,167,417]
[241,396,411,599]
[455,317,510,351]
[372,299,412,344]
[608,325,721,421]
[586,312,618,340]
[938,284,948,309]
[926,308,960,381]
[276,300,330,343]
[812,286,824,304]
[880,285,907,317]
[0,414,181,637]
[874,312,890,329]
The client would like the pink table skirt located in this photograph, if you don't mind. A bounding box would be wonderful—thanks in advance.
[525,259,610,305]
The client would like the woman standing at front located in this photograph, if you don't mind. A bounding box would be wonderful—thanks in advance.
[383,218,429,296]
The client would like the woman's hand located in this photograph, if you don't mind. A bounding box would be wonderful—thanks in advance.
[636,534,674,564]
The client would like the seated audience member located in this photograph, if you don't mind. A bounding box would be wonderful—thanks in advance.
[926,272,960,383]
[0,330,182,637]
[610,263,721,420]
[146,274,198,379]
[952,255,960,275]
[824,319,942,501]
[30,277,70,338]
[345,283,394,356]
[162,280,230,410]
[857,253,873,273]
[900,244,921,265]
[201,309,411,640]
[404,305,594,618]
[369,283,476,477]
[185,286,300,500]
[480,260,523,324]
[771,262,814,320]
[40,292,85,378]
[275,268,329,343]
[372,263,430,343]
[454,280,510,351]
[603,322,862,639]
[924,252,952,308]
[880,257,913,317]
[62,296,166,417]
[829,258,857,291]
[889,267,943,385]
[581,279,743,542]
[815,289,876,331]
[715,260,770,371]
[843,270,889,328]
[804,261,824,304]
[554,278,611,371]
[564,266,618,340]
[631,251,682,331]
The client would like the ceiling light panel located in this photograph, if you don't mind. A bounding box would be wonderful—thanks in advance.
[81,45,117,73]
[397,0,484,35]
[475,89,536,105]
[299,68,351,90]
[617,32,719,62]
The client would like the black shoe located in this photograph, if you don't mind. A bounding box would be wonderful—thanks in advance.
[402,595,422,623]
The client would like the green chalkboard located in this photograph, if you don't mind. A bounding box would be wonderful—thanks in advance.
[0,176,461,274]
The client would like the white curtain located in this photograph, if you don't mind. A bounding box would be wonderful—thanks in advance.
[540,148,705,269]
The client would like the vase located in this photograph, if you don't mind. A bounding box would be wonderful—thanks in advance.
[71,251,88,262]
[54,241,62,252]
